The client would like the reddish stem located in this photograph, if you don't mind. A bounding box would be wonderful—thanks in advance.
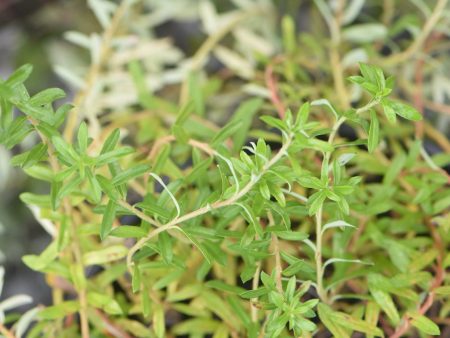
[265,58,286,119]
[389,218,445,338]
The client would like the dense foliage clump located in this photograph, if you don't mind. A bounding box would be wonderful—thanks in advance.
[0,1,449,337]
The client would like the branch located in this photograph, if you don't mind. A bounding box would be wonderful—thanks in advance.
[384,0,448,65]
[63,0,132,141]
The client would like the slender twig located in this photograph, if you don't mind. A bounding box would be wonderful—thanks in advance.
[30,121,90,338]
[314,99,380,303]
[424,122,450,153]
[383,0,448,65]
[95,309,132,338]
[413,32,443,139]
[0,323,15,338]
[314,208,327,302]
[265,58,286,119]
[65,202,90,338]
[179,9,259,105]
[329,0,350,109]
[251,259,262,322]
[269,212,283,292]
[64,0,132,141]
[118,200,161,227]
[424,100,450,117]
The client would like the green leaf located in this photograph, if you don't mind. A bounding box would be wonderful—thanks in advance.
[166,284,202,302]
[308,191,327,216]
[295,102,310,128]
[77,122,88,153]
[13,100,54,124]
[260,115,288,133]
[365,301,380,338]
[240,287,269,299]
[96,174,119,200]
[384,99,422,121]
[317,303,350,338]
[39,301,79,320]
[152,269,184,290]
[159,231,173,264]
[52,136,80,165]
[273,231,308,241]
[172,318,220,335]
[83,245,128,265]
[383,153,406,185]
[174,100,194,126]
[172,124,190,143]
[297,175,324,189]
[311,99,338,118]
[2,116,33,149]
[11,143,48,168]
[330,311,384,337]
[368,284,400,323]
[110,226,147,238]
[321,220,356,235]
[211,119,243,146]
[173,227,213,264]
[5,64,33,88]
[20,193,52,209]
[86,168,102,203]
[54,103,73,127]
[100,200,116,240]
[231,98,263,152]
[368,110,379,153]
[282,15,296,53]
[409,313,440,336]
[100,129,120,154]
[111,164,150,186]
[153,304,166,338]
[259,180,271,200]
[69,264,86,290]
[381,99,397,124]
[205,280,245,294]
[87,292,123,315]
[29,88,66,106]
[343,24,387,43]
[96,147,135,166]
[434,286,450,295]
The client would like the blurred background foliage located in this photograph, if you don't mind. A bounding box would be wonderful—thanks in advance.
[0,0,449,330]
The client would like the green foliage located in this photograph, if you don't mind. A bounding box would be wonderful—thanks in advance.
[1,1,449,337]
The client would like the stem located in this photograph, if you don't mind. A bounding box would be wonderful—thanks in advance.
[63,0,132,141]
[0,323,15,338]
[383,0,448,65]
[329,0,350,109]
[314,209,327,302]
[269,211,283,293]
[314,99,379,302]
[126,135,293,272]
[31,121,90,338]
[251,261,262,322]
[118,200,161,227]
[179,10,256,105]
[65,201,89,338]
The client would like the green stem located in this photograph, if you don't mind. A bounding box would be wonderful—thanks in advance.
[314,208,328,303]
[314,99,380,302]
